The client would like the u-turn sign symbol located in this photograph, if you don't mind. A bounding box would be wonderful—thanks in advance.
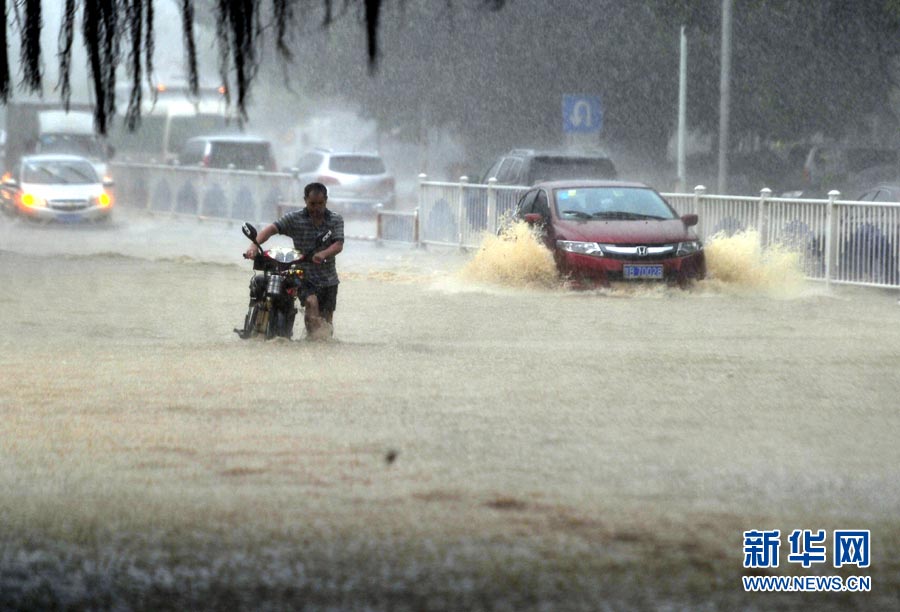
[562,95,603,134]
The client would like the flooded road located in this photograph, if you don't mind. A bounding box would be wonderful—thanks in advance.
[1,208,899,610]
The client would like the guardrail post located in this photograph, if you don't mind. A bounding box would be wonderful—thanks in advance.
[487,177,498,235]
[413,207,421,248]
[374,204,384,246]
[694,185,707,239]
[225,168,236,220]
[417,173,427,247]
[759,187,772,248]
[164,167,176,214]
[141,167,151,210]
[254,169,264,223]
[824,190,840,289]
[457,175,468,249]
[192,169,203,217]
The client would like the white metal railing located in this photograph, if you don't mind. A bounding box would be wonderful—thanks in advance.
[110,162,301,227]
[376,209,419,244]
[107,162,900,289]
[415,174,529,248]
[110,162,419,244]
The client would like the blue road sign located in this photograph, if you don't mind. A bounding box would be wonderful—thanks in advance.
[562,95,603,134]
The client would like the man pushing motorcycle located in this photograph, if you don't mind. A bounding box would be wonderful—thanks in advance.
[244,182,344,339]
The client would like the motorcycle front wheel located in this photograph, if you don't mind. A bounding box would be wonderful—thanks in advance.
[244,304,259,338]
[266,308,286,340]
[237,303,260,339]
[284,306,297,339]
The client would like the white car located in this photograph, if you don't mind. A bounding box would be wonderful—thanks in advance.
[1,154,114,222]
[291,148,395,215]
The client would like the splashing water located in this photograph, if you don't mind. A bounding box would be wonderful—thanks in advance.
[703,230,807,296]
[459,222,559,289]
[455,224,808,297]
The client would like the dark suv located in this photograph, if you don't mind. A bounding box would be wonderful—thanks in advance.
[481,149,617,185]
[179,135,277,171]
[429,149,620,237]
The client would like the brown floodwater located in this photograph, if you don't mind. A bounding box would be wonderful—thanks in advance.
[1,209,898,610]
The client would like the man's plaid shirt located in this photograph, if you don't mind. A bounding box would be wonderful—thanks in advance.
[274,208,344,287]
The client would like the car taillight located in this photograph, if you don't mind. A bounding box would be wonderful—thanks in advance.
[201,154,211,167]
[317,175,340,186]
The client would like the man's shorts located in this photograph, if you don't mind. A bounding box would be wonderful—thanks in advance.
[301,282,338,312]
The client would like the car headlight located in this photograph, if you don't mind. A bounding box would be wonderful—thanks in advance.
[91,192,112,208]
[676,240,702,256]
[19,192,46,208]
[556,240,603,256]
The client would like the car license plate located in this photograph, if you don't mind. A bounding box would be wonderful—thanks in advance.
[56,213,83,223]
[623,264,663,279]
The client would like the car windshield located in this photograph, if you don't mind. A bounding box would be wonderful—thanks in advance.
[555,187,676,220]
[167,115,232,154]
[22,159,99,184]
[329,155,386,175]
[109,115,166,156]
[209,142,273,170]
[36,134,106,159]
[530,157,616,183]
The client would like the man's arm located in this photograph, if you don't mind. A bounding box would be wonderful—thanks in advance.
[312,239,343,264]
[243,223,279,259]
[311,215,344,264]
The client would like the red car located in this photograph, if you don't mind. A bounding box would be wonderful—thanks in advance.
[514,180,706,286]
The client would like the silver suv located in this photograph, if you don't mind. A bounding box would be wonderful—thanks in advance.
[291,148,395,214]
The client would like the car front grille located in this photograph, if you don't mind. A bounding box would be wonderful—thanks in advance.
[602,244,677,260]
[49,199,91,211]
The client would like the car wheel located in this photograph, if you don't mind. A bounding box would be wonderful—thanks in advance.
[674,275,695,290]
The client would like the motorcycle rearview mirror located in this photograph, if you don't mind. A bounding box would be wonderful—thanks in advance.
[242,222,265,259]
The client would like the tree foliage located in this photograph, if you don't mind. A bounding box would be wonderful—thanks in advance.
[0,0,897,164]
[651,0,900,142]
[0,0,507,134]
[265,0,899,178]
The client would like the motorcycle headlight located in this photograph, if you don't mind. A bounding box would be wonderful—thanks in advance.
[676,240,702,256]
[556,240,604,256]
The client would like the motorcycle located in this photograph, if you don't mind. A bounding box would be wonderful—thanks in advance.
[235,222,336,340]
[234,223,305,340]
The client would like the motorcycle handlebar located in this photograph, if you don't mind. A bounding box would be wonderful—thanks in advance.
[241,251,327,264]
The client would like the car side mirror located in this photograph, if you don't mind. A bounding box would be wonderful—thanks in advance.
[681,213,698,227]
[2,176,17,188]
[102,178,115,188]
[523,213,543,224]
